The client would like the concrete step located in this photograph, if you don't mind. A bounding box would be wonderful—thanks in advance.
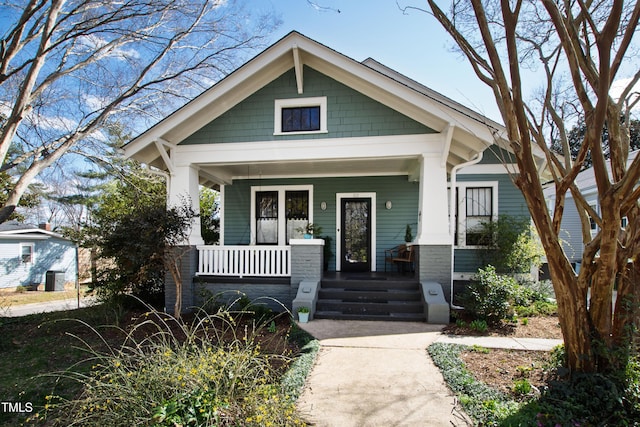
[315,278,425,322]
[316,300,424,315]
[318,288,422,302]
[320,279,420,291]
[314,311,426,322]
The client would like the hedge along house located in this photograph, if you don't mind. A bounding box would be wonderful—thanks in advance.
[124,31,540,322]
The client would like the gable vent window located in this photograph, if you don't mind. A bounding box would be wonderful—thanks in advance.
[274,97,327,135]
[282,106,320,132]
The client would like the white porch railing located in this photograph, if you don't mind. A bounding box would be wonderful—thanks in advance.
[196,245,291,277]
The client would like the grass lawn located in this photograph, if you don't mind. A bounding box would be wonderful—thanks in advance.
[0,286,90,307]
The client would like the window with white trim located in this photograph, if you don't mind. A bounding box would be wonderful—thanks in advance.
[21,243,34,263]
[450,182,498,247]
[588,203,598,237]
[251,185,313,245]
[274,97,327,135]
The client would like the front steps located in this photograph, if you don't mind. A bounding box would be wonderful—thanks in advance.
[314,276,426,322]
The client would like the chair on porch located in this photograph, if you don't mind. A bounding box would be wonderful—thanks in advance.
[384,244,415,273]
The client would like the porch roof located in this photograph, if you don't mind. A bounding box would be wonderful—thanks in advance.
[124,31,510,183]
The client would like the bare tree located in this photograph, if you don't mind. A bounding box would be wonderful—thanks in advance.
[418,0,640,373]
[0,0,277,223]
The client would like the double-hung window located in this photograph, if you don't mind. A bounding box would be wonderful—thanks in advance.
[465,187,493,246]
[21,243,34,263]
[252,185,313,245]
[450,182,498,247]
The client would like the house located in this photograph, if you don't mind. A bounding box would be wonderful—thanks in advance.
[544,150,639,266]
[0,222,77,291]
[124,31,540,321]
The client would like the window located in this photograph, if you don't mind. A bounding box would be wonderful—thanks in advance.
[450,182,498,247]
[589,204,598,234]
[465,187,493,245]
[256,191,278,244]
[282,106,320,132]
[21,244,33,263]
[274,97,327,135]
[251,185,313,245]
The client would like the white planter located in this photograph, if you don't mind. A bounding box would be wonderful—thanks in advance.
[298,312,309,323]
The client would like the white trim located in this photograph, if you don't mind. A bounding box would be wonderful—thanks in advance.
[174,134,442,164]
[450,181,499,248]
[20,242,35,264]
[273,97,328,135]
[453,271,477,281]
[292,45,304,94]
[335,192,377,272]
[219,185,225,246]
[250,184,314,245]
[457,163,519,175]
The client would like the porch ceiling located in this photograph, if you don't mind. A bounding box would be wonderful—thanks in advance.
[198,156,419,188]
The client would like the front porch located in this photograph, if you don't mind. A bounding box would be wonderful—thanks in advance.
[179,241,451,323]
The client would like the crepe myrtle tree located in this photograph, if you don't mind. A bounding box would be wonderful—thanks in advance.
[417,0,640,373]
[0,0,277,223]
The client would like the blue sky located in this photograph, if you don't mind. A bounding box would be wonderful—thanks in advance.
[249,0,503,122]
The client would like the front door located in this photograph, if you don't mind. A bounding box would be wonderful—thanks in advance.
[340,197,371,272]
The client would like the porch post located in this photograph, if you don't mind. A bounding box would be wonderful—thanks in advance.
[415,153,450,245]
[414,153,453,302]
[169,164,204,246]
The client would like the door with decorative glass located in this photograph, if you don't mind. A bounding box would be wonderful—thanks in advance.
[340,198,371,272]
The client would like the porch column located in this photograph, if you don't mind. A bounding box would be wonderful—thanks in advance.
[414,153,453,302]
[415,153,451,245]
[169,164,204,245]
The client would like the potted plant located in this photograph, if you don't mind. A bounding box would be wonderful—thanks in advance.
[297,306,310,323]
[297,223,322,239]
[405,224,413,243]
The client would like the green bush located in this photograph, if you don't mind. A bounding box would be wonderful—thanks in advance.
[475,215,544,274]
[469,319,488,333]
[462,265,516,325]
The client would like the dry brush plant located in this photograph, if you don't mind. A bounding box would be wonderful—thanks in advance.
[30,304,306,427]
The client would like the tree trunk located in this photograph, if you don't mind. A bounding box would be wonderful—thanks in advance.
[547,241,594,372]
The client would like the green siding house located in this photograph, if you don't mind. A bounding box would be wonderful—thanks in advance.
[124,32,545,322]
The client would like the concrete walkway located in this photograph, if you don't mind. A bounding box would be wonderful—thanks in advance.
[296,319,562,427]
[2,296,96,317]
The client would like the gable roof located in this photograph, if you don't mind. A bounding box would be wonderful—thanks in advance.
[544,150,640,200]
[125,31,507,172]
[0,222,68,240]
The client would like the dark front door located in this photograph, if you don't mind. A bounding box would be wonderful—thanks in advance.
[340,198,371,272]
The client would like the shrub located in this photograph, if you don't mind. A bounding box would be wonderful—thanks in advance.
[34,308,306,426]
[475,215,544,274]
[462,265,516,325]
[469,319,488,333]
[513,378,532,396]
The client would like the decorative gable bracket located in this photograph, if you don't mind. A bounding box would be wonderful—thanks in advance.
[292,44,303,94]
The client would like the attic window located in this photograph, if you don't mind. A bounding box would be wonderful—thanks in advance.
[274,97,327,135]
[282,106,320,132]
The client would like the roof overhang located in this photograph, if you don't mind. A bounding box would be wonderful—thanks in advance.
[124,31,512,181]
